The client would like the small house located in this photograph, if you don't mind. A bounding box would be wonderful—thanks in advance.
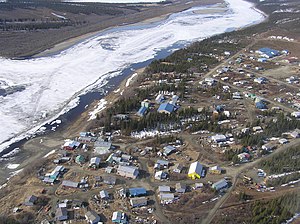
[130,197,147,208]
[209,166,222,175]
[290,130,300,138]
[278,138,289,144]
[212,179,228,191]
[103,176,116,185]
[56,207,68,221]
[155,94,165,104]
[237,152,251,162]
[175,183,186,193]
[163,145,176,156]
[63,140,80,150]
[100,190,109,200]
[24,195,38,206]
[253,126,263,132]
[89,157,101,169]
[188,161,203,179]
[75,155,85,165]
[155,171,168,180]
[262,143,276,151]
[136,106,147,117]
[173,163,183,173]
[85,210,101,224]
[291,112,300,118]
[256,101,267,110]
[128,188,147,197]
[211,134,226,143]
[117,165,139,179]
[112,211,128,224]
[159,193,175,204]
[155,160,169,170]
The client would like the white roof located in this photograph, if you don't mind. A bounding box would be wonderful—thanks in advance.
[90,157,101,165]
[211,134,226,141]
[188,161,203,175]
[210,165,221,171]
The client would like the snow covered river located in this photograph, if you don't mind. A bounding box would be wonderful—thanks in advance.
[0,0,264,153]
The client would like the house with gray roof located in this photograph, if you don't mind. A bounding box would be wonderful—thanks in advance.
[130,197,147,208]
[55,207,68,221]
[117,165,139,179]
[85,210,101,224]
[24,195,38,206]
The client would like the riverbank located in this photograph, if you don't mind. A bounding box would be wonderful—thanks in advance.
[33,0,223,58]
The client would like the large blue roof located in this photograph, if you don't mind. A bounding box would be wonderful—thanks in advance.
[259,48,279,58]
[157,103,174,113]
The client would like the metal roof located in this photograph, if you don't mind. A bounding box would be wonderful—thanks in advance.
[128,188,147,197]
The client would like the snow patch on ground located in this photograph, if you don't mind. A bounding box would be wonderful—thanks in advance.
[89,99,107,120]
[43,149,56,158]
[6,163,20,169]
[0,0,264,153]
[125,73,138,87]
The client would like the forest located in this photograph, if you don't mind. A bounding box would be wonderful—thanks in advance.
[251,193,299,224]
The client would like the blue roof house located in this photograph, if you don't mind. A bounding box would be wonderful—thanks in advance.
[157,103,174,114]
[128,188,147,197]
[137,106,147,117]
[256,48,279,58]
[256,101,267,110]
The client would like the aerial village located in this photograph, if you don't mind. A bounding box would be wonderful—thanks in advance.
[5,34,300,224]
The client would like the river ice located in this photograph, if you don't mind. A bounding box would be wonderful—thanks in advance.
[0,0,264,152]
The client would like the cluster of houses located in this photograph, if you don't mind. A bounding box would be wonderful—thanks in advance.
[136,92,180,117]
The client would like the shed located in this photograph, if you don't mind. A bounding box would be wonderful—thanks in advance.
[158,185,171,193]
[188,161,203,179]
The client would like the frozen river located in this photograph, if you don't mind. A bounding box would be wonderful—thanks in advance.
[0,0,265,153]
